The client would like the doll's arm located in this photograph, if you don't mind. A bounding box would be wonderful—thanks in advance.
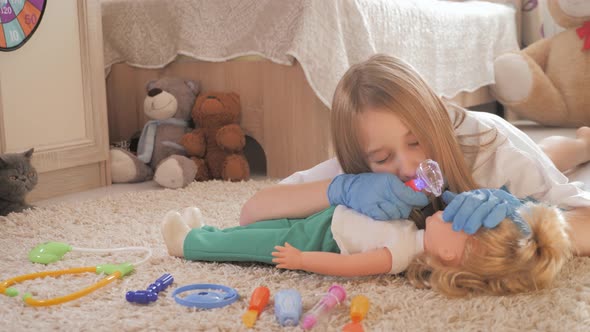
[272,243,392,277]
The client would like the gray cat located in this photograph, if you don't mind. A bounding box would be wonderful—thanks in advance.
[0,148,38,216]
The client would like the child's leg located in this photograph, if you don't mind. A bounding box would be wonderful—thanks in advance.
[179,207,339,264]
[537,127,590,172]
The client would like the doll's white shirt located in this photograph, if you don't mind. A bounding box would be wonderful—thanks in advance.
[331,205,424,274]
[280,109,590,209]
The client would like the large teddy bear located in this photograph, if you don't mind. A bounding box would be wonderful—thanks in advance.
[181,92,250,181]
[492,0,590,127]
[110,77,200,188]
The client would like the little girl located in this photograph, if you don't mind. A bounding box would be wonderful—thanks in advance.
[239,54,590,256]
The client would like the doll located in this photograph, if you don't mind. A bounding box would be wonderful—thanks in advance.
[162,199,571,297]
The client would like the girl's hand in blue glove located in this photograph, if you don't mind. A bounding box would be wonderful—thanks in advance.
[327,173,429,221]
[442,189,522,235]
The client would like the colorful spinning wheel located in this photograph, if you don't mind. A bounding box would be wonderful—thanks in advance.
[0,0,46,52]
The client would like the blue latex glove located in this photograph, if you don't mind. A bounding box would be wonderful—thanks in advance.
[327,173,429,220]
[442,188,523,234]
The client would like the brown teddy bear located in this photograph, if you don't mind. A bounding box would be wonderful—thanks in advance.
[181,92,250,181]
[492,0,590,127]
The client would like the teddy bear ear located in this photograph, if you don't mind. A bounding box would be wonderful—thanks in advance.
[145,79,157,92]
[185,80,201,95]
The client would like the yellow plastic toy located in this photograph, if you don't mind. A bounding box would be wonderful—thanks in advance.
[342,295,370,332]
[0,241,151,307]
[242,286,270,328]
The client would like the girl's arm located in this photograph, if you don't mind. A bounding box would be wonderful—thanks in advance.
[272,243,392,277]
[239,180,332,226]
[563,207,590,256]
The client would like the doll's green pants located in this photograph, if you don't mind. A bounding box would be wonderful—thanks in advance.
[183,206,340,264]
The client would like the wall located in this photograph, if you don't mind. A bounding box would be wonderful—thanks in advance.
[0,0,86,153]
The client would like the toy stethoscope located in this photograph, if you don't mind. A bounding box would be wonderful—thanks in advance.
[0,241,152,307]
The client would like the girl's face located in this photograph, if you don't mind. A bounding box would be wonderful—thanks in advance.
[358,108,427,182]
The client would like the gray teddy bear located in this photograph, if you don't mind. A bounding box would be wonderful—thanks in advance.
[110,77,200,188]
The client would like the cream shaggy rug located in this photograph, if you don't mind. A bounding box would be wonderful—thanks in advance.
[2,179,590,331]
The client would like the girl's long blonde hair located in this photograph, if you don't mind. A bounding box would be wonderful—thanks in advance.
[331,54,479,194]
[406,204,571,297]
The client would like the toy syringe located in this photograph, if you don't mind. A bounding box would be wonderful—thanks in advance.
[301,284,347,330]
[242,286,270,328]
[404,159,444,197]
[342,295,370,332]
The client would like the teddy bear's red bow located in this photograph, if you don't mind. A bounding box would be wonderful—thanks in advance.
[577,21,590,51]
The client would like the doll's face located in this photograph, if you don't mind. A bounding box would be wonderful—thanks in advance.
[424,211,469,266]
[358,108,427,183]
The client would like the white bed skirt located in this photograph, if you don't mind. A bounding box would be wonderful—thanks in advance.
[101,0,519,107]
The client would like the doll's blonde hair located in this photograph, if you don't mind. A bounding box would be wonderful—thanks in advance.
[406,204,572,297]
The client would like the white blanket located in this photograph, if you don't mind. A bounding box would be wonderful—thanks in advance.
[101,0,518,106]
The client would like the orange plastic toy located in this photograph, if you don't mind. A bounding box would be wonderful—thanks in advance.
[242,286,270,328]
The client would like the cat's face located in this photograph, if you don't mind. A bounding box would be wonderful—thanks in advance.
[0,149,38,199]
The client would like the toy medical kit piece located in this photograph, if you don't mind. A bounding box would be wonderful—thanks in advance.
[301,284,347,330]
[147,273,174,293]
[0,241,152,307]
[242,286,271,328]
[404,159,444,197]
[126,273,174,304]
[274,289,302,327]
[342,295,370,332]
[172,283,239,309]
[28,241,153,265]
[28,241,72,264]
[0,263,134,307]
[126,290,158,304]
[125,290,158,304]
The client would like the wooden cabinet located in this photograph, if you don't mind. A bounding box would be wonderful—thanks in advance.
[0,0,110,201]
